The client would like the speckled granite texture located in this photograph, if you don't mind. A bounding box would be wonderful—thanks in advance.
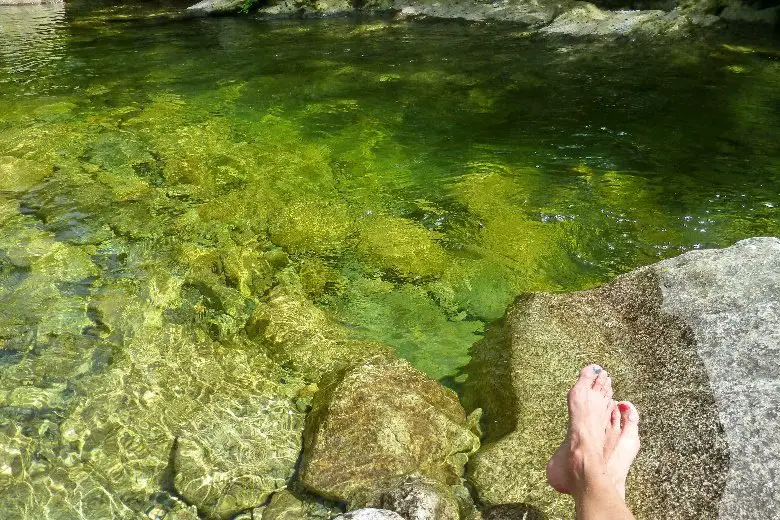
[657,237,780,518]
[463,237,780,519]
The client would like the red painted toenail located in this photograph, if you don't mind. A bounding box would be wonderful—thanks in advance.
[618,403,630,413]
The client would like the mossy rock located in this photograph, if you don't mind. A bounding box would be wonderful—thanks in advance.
[299,355,480,505]
[357,216,447,280]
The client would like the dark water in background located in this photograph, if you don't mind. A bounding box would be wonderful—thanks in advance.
[0,3,778,384]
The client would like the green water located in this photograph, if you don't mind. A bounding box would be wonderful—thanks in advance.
[0,6,779,513]
[1,5,779,381]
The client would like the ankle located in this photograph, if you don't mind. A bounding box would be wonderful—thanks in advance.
[571,464,618,499]
[568,438,608,490]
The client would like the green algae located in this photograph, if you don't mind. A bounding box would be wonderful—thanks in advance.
[357,215,448,280]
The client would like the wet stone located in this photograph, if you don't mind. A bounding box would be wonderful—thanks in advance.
[299,355,480,506]
[353,475,474,520]
[335,509,405,520]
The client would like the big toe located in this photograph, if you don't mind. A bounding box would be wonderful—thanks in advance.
[617,401,641,453]
[575,364,603,388]
[618,401,640,434]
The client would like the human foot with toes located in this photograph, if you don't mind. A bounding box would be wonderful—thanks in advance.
[546,365,640,520]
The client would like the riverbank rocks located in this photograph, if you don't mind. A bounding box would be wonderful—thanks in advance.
[185,0,776,35]
[462,237,780,519]
[0,0,63,4]
[539,4,716,35]
[299,355,481,511]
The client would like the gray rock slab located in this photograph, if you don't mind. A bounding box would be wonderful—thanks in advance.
[657,237,780,518]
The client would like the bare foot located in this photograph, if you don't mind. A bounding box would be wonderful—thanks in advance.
[547,366,640,500]
[547,364,613,493]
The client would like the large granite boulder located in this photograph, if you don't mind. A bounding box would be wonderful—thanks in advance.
[462,237,780,519]
[299,356,481,510]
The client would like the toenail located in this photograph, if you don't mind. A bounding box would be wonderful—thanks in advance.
[618,403,630,413]
[593,365,603,374]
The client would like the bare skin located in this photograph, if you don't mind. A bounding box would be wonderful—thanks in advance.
[546,365,640,520]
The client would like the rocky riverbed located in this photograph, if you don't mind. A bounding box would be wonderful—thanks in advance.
[1,230,777,519]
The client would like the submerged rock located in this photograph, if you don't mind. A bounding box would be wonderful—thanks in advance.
[299,355,480,507]
[335,509,405,520]
[462,237,780,518]
[58,325,306,520]
[247,282,392,381]
[260,487,341,519]
[356,215,448,280]
[354,475,476,520]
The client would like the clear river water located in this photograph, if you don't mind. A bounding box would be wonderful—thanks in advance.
[0,2,778,515]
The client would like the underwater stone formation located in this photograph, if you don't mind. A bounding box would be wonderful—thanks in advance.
[247,281,393,382]
[299,355,481,508]
[62,325,307,519]
[352,475,477,520]
[462,237,780,519]
[335,509,405,520]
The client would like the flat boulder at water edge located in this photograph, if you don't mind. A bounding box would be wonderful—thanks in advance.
[462,237,780,519]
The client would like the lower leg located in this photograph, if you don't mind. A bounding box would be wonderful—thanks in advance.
[572,465,635,520]
[547,365,640,520]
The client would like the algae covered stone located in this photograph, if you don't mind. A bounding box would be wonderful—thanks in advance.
[462,238,780,518]
[269,199,353,255]
[247,281,392,381]
[0,156,48,193]
[299,355,480,505]
[357,216,447,280]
